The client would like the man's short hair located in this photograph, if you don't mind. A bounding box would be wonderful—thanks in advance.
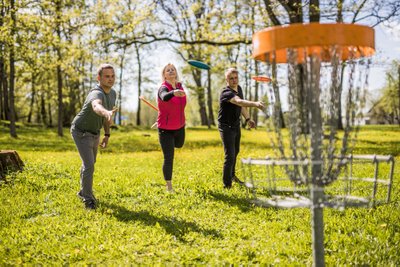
[225,68,238,79]
[97,64,114,77]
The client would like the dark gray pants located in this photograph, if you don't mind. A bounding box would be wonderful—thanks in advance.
[71,128,100,201]
[219,124,241,187]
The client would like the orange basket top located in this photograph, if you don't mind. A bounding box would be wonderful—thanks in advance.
[252,23,375,63]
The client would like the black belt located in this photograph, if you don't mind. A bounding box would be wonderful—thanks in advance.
[75,127,99,135]
[218,122,240,129]
[85,130,99,135]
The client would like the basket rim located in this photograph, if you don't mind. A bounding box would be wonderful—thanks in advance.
[252,23,375,63]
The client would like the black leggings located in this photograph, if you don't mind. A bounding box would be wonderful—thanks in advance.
[219,124,241,187]
[158,127,185,181]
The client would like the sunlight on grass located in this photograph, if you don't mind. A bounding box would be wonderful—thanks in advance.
[0,125,399,265]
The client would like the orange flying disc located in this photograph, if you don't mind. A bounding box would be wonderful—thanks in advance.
[252,76,271,83]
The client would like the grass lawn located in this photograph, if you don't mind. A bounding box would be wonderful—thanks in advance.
[0,125,399,265]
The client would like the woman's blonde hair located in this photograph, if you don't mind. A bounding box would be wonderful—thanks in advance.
[161,63,180,82]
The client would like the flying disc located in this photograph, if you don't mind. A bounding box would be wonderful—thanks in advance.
[188,60,210,70]
[252,76,271,83]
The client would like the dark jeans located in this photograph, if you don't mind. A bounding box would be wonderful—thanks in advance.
[158,127,185,181]
[219,124,241,187]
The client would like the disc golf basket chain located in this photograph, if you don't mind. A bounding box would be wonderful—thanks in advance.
[242,155,394,209]
[243,23,395,266]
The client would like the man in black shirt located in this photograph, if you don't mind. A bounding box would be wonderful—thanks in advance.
[218,68,265,188]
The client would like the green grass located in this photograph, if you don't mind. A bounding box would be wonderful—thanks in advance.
[0,125,399,265]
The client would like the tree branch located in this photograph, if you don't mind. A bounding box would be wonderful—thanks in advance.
[109,33,251,47]
[351,0,368,23]
[263,0,281,25]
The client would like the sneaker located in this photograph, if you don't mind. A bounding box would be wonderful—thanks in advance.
[166,181,174,193]
[232,176,244,185]
[77,191,85,201]
[77,191,97,202]
[84,199,97,210]
[78,192,97,210]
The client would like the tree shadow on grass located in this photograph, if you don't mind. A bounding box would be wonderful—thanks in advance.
[100,202,223,242]
[354,140,400,156]
[207,190,253,213]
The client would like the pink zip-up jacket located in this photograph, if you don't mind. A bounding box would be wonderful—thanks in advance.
[157,81,186,130]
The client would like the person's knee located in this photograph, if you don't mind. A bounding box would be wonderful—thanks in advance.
[224,153,235,164]
[175,135,185,148]
[82,163,95,173]
[175,142,184,148]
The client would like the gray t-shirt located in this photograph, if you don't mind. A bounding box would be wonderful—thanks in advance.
[71,85,117,134]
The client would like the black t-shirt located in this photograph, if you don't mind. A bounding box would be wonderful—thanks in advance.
[218,86,243,127]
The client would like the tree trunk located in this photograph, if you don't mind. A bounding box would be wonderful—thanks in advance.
[78,59,84,110]
[135,43,142,126]
[271,56,285,129]
[47,81,53,127]
[65,78,79,127]
[298,64,310,134]
[116,45,126,126]
[56,0,63,136]
[206,69,215,127]
[35,88,41,123]
[89,60,94,97]
[252,60,259,125]
[309,0,320,22]
[0,56,4,120]
[1,48,9,121]
[28,73,36,123]
[0,150,24,181]
[398,64,400,126]
[8,0,17,138]
[337,64,346,130]
[243,49,252,128]
[193,73,208,126]
[197,89,208,126]
[40,92,47,125]
[48,101,53,127]
[192,68,208,125]
[56,62,63,136]
[198,78,208,126]
[0,0,5,121]
[250,5,258,126]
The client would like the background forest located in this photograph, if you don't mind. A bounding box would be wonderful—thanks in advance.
[1,0,400,138]
[1,1,400,265]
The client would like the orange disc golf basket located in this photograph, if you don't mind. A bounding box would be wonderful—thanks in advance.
[242,23,395,266]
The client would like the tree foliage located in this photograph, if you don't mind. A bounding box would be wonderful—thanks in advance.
[0,0,399,136]
[369,61,400,125]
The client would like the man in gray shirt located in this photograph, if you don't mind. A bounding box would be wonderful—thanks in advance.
[71,63,117,209]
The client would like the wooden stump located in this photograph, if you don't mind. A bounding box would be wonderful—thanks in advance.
[0,150,24,180]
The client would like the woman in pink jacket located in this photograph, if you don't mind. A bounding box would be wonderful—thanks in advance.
[157,63,187,192]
